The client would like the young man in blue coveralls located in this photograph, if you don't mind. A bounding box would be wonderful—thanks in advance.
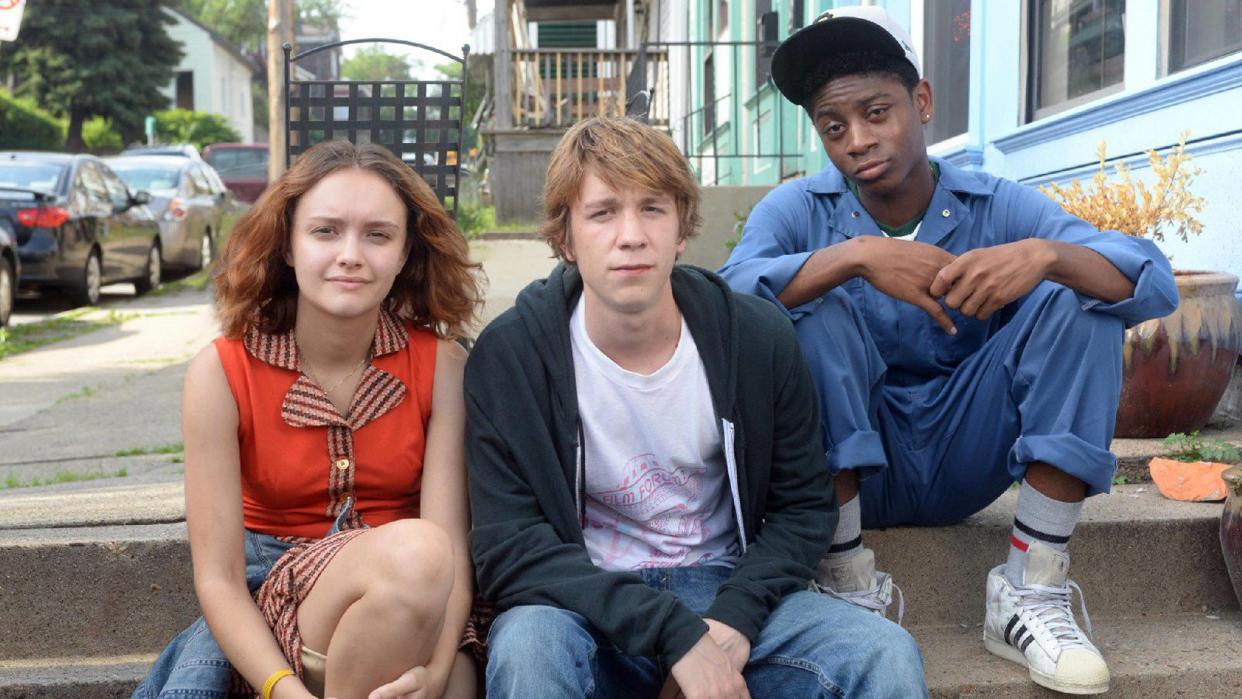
[720,6,1178,695]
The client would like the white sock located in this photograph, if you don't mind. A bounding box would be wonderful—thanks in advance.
[827,495,863,561]
[1005,480,1082,584]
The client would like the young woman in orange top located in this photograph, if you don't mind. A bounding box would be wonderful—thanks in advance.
[134,141,484,699]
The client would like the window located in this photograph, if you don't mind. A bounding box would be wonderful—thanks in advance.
[98,166,133,210]
[75,163,110,212]
[1167,0,1242,74]
[703,53,716,137]
[1028,0,1126,120]
[923,0,971,143]
[188,165,213,196]
[788,0,805,33]
[175,71,194,111]
[536,21,597,48]
[755,0,775,88]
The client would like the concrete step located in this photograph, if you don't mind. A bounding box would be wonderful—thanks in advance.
[0,523,197,660]
[867,485,1238,627]
[1,483,1238,696]
[0,654,153,699]
[918,612,1242,698]
[1,616,1237,697]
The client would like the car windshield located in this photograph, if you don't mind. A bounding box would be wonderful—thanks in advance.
[0,162,66,193]
[109,165,180,193]
[206,148,267,179]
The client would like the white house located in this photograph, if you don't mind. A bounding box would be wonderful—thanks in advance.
[160,5,258,144]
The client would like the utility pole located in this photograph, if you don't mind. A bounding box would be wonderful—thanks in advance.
[465,0,477,29]
[267,0,293,181]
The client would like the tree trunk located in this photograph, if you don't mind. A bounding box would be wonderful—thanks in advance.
[65,110,85,153]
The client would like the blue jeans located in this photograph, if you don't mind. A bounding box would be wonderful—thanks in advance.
[132,504,354,698]
[485,566,926,698]
[794,281,1125,527]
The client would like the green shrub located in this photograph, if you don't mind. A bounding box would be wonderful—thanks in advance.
[82,116,123,154]
[456,201,495,238]
[154,109,242,151]
[0,90,65,150]
[1163,431,1241,463]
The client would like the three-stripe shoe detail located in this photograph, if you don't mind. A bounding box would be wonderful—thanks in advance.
[1004,614,1036,653]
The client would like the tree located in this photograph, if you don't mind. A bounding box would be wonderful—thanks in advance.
[6,0,184,151]
[174,0,345,53]
[174,0,266,53]
[341,47,414,82]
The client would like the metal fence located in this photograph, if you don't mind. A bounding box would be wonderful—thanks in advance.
[284,39,468,217]
[510,47,670,129]
[629,37,803,186]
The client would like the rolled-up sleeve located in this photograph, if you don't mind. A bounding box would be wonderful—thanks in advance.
[1006,182,1179,326]
[718,183,819,320]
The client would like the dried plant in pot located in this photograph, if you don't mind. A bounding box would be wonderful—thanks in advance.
[1041,134,1241,438]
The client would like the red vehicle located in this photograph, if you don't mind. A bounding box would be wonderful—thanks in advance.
[202,143,269,204]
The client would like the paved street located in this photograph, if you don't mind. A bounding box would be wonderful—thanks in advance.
[0,237,558,528]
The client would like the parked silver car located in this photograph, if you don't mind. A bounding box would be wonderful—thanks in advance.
[105,156,234,272]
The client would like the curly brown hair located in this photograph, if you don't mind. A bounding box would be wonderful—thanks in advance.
[214,141,484,340]
[540,117,701,261]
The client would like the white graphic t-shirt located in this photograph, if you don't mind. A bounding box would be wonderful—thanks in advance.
[570,300,740,571]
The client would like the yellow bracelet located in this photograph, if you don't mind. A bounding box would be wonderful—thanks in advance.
[261,668,295,699]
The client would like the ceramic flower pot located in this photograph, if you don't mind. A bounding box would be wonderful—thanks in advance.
[1222,466,1242,608]
[1115,271,1242,438]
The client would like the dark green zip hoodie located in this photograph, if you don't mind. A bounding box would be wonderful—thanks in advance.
[465,263,836,665]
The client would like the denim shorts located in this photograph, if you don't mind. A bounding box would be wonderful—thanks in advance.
[131,505,353,698]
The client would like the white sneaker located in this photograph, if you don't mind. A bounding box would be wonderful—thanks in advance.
[983,541,1109,695]
[813,548,905,624]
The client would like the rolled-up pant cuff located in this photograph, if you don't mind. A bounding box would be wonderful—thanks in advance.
[1011,433,1117,497]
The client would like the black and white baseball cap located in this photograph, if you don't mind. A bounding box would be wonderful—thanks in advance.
[770,6,922,106]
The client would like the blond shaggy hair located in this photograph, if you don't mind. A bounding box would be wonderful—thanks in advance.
[540,117,701,260]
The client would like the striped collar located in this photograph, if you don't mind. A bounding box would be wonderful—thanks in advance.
[243,309,409,371]
[244,309,411,430]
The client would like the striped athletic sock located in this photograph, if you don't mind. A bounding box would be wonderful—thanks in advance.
[1005,480,1083,584]
[827,494,863,561]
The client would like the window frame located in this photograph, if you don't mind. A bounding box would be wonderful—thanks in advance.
[1024,0,1128,123]
[1161,0,1242,76]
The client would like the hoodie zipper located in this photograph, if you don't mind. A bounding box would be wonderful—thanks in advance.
[721,418,748,554]
[575,421,585,528]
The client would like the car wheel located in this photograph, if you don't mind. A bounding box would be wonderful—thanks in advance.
[0,257,14,328]
[72,249,103,307]
[198,229,214,270]
[135,242,162,295]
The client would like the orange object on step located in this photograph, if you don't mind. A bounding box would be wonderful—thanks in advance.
[1149,457,1232,502]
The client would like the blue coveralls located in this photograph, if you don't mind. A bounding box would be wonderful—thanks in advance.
[719,159,1178,528]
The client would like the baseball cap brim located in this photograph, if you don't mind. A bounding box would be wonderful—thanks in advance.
[771,16,913,107]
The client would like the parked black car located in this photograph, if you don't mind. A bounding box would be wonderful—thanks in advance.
[0,215,17,327]
[0,152,162,306]
[106,155,231,272]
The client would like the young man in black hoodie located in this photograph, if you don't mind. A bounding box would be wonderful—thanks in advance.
[464,117,926,698]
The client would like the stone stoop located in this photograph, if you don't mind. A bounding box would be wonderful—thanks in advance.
[0,657,154,699]
[1,485,1240,696]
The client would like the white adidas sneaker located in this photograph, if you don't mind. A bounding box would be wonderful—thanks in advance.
[983,541,1109,695]
[813,548,905,624]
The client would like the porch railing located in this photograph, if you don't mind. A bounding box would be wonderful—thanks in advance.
[511,47,669,128]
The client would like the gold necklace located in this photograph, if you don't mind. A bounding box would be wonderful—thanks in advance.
[300,352,370,395]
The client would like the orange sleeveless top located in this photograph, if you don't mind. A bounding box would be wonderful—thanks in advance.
[214,310,436,538]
